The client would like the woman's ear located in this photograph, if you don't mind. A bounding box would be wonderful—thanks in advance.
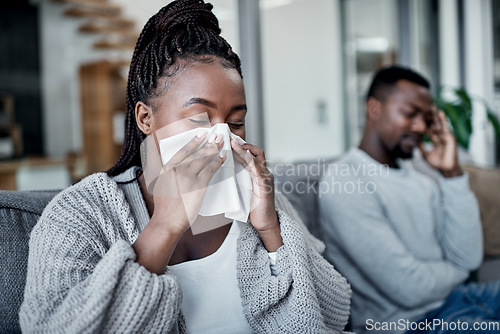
[135,101,153,135]
[366,97,382,122]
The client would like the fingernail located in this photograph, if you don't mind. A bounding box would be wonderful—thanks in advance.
[219,150,228,159]
[231,139,241,148]
[208,133,216,143]
[196,130,206,138]
[215,133,223,144]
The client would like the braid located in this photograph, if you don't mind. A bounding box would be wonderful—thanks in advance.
[107,0,241,176]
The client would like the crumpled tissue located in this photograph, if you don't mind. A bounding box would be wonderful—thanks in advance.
[158,123,253,223]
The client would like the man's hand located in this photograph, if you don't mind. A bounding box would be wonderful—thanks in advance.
[419,108,463,178]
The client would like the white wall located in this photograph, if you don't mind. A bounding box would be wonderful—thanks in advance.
[464,0,496,166]
[343,0,398,148]
[40,0,496,166]
[40,0,130,157]
[115,0,239,52]
[261,0,344,162]
[439,0,461,88]
[40,0,238,158]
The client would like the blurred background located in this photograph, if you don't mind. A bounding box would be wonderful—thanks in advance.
[1,0,499,190]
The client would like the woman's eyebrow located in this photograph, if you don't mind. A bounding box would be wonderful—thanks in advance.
[183,98,247,113]
[231,104,247,113]
[183,97,217,109]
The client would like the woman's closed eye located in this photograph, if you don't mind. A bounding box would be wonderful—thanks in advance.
[189,118,210,125]
[228,121,244,128]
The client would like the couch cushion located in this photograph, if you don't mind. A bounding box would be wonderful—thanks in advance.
[272,158,336,240]
[0,190,59,334]
[463,165,500,257]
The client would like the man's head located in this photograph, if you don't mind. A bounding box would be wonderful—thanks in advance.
[364,66,434,161]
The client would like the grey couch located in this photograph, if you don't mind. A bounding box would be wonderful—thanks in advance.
[0,190,60,334]
[1,160,499,333]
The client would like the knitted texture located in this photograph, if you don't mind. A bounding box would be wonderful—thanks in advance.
[238,195,352,333]
[20,167,351,333]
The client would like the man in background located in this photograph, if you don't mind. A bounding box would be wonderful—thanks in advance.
[319,66,500,333]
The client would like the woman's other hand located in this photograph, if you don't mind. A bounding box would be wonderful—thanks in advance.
[231,139,283,252]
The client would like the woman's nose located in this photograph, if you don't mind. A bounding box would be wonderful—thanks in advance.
[210,119,225,127]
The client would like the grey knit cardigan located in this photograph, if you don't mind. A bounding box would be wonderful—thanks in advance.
[19,167,352,333]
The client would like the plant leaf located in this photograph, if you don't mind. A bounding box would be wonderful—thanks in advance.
[455,88,473,118]
[441,103,470,149]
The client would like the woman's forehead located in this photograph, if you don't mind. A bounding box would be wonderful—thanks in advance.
[152,61,245,108]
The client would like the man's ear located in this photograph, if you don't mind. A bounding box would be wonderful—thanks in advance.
[135,101,153,135]
[366,97,382,122]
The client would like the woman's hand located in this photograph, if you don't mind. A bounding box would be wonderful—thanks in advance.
[133,132,226,273]
[231,139,283,252]
[152,131,227,232]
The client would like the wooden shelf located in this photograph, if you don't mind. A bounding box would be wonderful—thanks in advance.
[64,5,122,19]
[80,61,127,174]
[79,16,135,29]
[79,22,137,34]
[93,39,136,50]
[0,94,14,124]
[0,94,23,158]
[52,0,110,6]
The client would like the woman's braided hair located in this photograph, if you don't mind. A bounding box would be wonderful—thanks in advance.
[107,0,242,176]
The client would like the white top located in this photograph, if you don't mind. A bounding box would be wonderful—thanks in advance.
[168,221,276,333]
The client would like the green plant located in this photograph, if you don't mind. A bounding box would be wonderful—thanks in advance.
[435,87,500,149]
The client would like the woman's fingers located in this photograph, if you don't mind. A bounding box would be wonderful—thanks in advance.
[168,131,207,166]
[156,131,226,200]
[198,150,227,183]
[186,133,224,173]
[231,139,253,169]
[167,132,224,173]
[241,143,267,167]
[231,139,273,193]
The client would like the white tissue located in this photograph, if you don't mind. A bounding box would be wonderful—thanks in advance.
[158,123,252,222]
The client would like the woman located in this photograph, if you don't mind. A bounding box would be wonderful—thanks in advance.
[20,1,351,332]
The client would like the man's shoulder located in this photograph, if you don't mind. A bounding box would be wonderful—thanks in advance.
[322,148,388,180]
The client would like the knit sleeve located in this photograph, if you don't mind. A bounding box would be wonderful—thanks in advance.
[19,175,184,334]
[435,173,483,270]
[237,192,352,333]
